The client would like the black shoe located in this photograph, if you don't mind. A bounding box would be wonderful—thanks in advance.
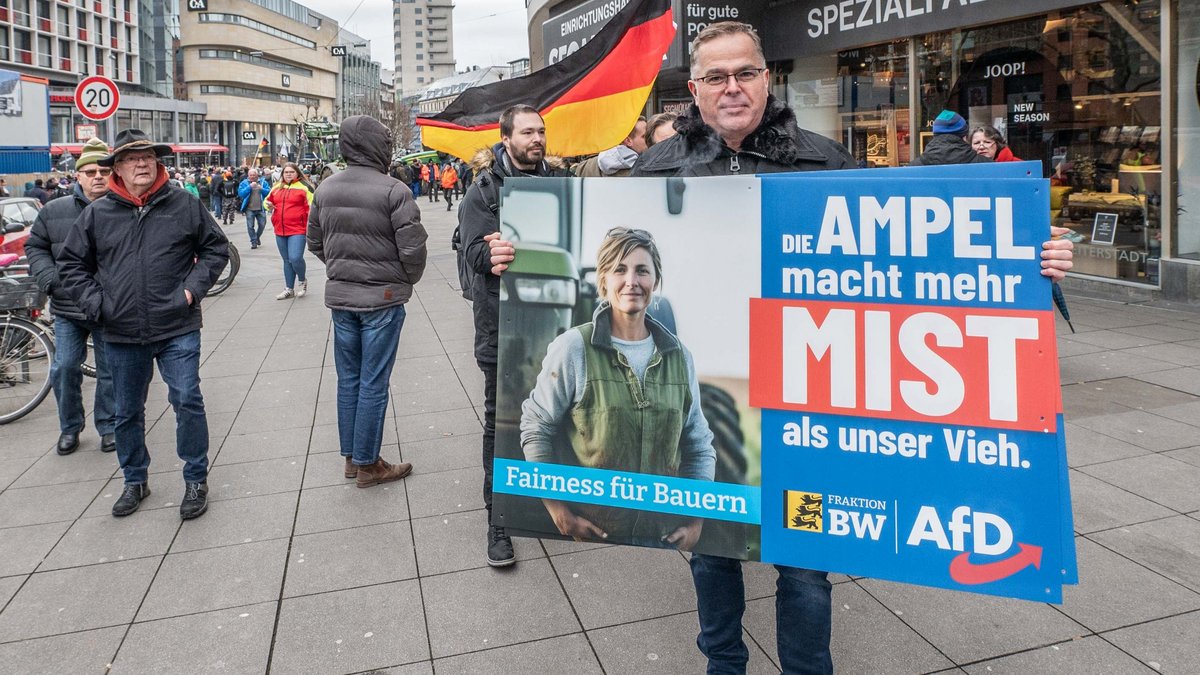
[180,481,209,520]
[112,483,150,517]
[487,525,516,567]
[100,434,116,453]
[250,242,259,249]
[56,432,80,456]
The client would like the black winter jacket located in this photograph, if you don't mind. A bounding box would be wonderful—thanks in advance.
[57,171,230,344]
[25,184,94,322]
[457,142,569,364]
[633,97,854,177]
[307,115,428,312]
[910,134,991,166]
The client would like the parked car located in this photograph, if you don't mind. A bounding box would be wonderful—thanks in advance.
[0,197,41,258]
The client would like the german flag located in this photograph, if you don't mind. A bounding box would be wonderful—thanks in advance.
[417,0,674,160]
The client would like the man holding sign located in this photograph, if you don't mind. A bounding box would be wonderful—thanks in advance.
[630,21,1075,675]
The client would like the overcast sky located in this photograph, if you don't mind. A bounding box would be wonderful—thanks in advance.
[301,0,530,72]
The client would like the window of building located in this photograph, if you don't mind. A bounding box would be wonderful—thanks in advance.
[1177,8,1200,262]
[779,2,1163,284]
[198,48,313,76]
[35,33,50,68]
[0,31,9,62]
[56,5,70,36]
[13,29,31,64]
[416,42,423,48]
[12,0,30,28]
[415,7,421,12]
[200,84,318,107]
[35,0,48,20]
[417,77,424,82]
[415,19,422,25]
[416,53,423,60]
[197,13,317,49]
[58,38,70,68]
[76,40,87,71]
[416,30,423,36]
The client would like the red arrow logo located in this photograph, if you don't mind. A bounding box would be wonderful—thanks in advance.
[949,543,1042,585]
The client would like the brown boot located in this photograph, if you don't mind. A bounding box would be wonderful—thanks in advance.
[344,457,358,479]
[355,458,413,488]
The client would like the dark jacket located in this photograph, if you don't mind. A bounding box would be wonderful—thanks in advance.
[218,178,238,198]
[633,96,854,177]
[910,133,992,166]
[28,186,52,205]
[458,142,569,363]
[25,184,94,322]
[307,115,428,312]
[56,166,230,344]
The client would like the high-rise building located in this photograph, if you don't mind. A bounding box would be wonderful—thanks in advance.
[392,0,454,98]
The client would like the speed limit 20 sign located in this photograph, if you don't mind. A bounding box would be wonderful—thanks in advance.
[74,76,120,121]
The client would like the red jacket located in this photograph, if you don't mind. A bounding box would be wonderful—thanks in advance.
[995,146,1021,162]
[266,180,312,237]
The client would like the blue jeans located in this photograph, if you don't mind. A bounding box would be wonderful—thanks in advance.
[210,192,222,216]
[410,180,421,197]
[105,331,209,485]
[49,316,115,435]
[245,209,266,245]
[690,554,833,674]
[275,234,307,289]
[332,306,406,465]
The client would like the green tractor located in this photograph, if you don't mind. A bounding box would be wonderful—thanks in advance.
[492,177,753,556]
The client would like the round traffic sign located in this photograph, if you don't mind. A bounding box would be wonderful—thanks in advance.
[74,76,120,121]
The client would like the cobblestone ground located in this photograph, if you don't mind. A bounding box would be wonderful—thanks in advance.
[1,198,1198,673]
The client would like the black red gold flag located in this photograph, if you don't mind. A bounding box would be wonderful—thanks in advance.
[416,0,674,160]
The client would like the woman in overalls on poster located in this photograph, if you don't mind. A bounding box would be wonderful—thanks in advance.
[519,227,715,550]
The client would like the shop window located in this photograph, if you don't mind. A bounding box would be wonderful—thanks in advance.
[917,4,1162,283]
[787,40,911,167]
[1176,7,1200,261]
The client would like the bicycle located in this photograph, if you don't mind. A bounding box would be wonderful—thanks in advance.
[0,253,55,424]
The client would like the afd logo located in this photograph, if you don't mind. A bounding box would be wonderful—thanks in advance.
[186,0,207,11]
[907,505,1042,585]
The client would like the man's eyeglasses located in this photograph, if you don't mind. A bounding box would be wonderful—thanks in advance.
[691,68,766,88]
[117,153,156,165]
[79,168,112,178]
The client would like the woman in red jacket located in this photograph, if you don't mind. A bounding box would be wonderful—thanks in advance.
[265,162,313,299]
[970,125,1021,162]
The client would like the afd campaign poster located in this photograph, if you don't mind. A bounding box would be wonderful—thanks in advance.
[491,164,1077,602]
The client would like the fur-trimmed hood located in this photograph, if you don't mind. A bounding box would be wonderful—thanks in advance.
[470,142,566,178]
[633,95,854,176]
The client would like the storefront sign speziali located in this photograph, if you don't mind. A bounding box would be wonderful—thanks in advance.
[492,162,1077,603]
[763,0,1095,58]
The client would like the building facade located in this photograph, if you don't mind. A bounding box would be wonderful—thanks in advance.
[527,0,1200,301]
[179,0,340,165]
[336,28,381,120]
[392,0,455,98]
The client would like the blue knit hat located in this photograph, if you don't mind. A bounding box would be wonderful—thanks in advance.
[932,110,967,135]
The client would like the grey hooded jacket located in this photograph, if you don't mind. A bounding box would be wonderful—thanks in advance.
[307,115,428,311]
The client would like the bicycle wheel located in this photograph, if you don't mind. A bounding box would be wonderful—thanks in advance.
[0,316,55,424]
[207,243,240,297]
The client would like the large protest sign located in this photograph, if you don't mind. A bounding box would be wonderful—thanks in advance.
[492,167,1076,602]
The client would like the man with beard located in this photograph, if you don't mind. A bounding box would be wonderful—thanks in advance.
[456,104,569,567]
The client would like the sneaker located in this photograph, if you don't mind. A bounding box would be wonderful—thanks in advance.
[344,456,357,479]
[355,458,413,488]
[487,525,516,567]
[180,481,209,520]
[112,483,150,517]
[276,288,294,300]
[296,280,307,298]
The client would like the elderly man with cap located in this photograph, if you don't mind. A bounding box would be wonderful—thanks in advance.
[26,137,118,456]
[58,129,229,520]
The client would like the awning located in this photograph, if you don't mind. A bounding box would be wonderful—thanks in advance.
[51,143,230,156]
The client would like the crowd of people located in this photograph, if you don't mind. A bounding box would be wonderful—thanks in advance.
[13,20,1079,675]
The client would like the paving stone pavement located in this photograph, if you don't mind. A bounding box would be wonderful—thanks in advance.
[2,197,1199,674]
